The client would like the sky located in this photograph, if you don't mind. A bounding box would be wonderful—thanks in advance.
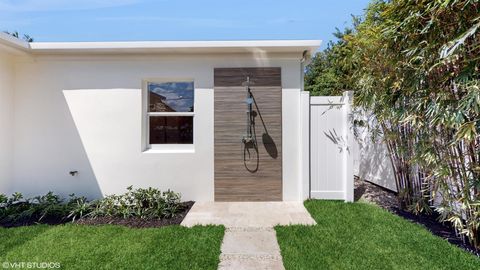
[0,0,370,50]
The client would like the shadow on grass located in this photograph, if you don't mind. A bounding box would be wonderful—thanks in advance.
[0,225,54,256]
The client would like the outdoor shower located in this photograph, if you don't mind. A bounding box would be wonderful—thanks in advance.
[242,76,259,173]
[241,75,278,173]
[242,76,256,145]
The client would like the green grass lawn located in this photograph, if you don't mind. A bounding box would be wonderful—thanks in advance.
[275,200,480,270]
[0,224,224,270]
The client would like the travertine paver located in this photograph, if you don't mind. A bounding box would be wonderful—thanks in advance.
[218,255,285,270]
[181,202,316,228]
[221,228,280,255]
[181,202,316,269]
[218,227,285,270]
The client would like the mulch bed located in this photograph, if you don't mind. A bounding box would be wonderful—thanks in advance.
[355,178,480,257]
[1,216,70,228]
[75,201,194,228]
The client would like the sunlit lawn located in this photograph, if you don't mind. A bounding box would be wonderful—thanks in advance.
[276,200,480,270]
[0,224,224,270]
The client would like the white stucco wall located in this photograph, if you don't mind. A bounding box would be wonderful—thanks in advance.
[10,53,304,201]
[0,52,14,195]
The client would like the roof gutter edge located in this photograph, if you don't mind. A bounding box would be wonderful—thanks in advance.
[0,32,31,52]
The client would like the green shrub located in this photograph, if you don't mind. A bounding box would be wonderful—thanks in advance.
[66,195,91,222]
[0,187,184,227]
[89,186,183,220]
[0,192,87,226]
[0,194,7,204]
[31,192,68,221]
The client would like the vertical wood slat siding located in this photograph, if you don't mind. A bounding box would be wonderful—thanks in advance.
[214,68,282,201]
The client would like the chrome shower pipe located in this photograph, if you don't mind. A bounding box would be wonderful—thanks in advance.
[243,76,254,143]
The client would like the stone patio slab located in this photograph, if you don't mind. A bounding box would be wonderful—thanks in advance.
[181,202,316,228]
[221,228,280,255]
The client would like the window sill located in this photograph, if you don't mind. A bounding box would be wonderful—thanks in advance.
[143,145,195,154]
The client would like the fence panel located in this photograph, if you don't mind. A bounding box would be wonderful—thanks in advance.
[309,92,353,201]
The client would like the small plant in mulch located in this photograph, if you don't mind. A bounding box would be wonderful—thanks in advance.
[75,186,193,228]
[0,187,192,228]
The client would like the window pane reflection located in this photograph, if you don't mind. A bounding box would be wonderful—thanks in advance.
[148,82,194,112]
[149,116,193,144]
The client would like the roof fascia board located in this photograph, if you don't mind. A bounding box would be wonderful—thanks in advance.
[29,40,321,55]
[0,32,31,53]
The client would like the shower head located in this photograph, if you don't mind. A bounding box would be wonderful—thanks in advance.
[242,76,255,87]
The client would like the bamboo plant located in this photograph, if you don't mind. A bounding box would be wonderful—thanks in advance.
[337,0,479,248]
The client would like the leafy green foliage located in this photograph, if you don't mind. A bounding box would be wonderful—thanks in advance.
[305,26,358,96]
[0,187,184,227]
[89,186,182,220]
[276,200,480,270]
[346,0,480,248]
[66,195,91,222]
[0,192,83,226]
[0,194,7,204]
[305,16,360,96]
[304,51,344,96]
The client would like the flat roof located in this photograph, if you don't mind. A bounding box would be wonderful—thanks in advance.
[0,32,31,54]
[0,33,321,56]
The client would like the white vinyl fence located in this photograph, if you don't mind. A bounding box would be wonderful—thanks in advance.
[353,111,397,192]
[305,91,354,202]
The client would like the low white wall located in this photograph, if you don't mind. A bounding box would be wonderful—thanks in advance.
[0,53,14,195]
[300,91,310,200]
[282,88,301,201]
[11,53,304,201]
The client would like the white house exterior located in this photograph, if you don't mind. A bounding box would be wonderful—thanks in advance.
[0,33,327,202]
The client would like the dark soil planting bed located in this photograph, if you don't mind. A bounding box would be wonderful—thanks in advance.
[355,178,480,257]
[1,217,67,228]
[1,187,192,229]
[75,201,194,228]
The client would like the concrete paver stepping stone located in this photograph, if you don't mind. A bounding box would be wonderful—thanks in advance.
[218,256,285,270]
[221,228,280,256]
[181,202,316,269]
[219,228,285,270]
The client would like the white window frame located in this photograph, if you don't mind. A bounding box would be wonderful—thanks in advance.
[142,78,195,152]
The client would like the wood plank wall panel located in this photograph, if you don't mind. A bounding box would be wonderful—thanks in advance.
[214,68,282,201]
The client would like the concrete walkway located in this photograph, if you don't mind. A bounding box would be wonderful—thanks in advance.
[181,202,316,270]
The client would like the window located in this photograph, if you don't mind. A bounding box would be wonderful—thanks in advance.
[145,81,194,147]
